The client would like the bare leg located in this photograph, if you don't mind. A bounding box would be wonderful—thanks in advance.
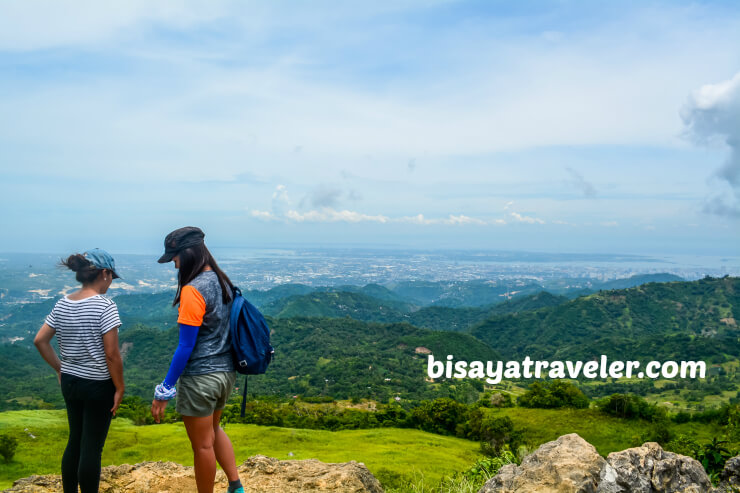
[212,409,239,482]
[183,414,217,493]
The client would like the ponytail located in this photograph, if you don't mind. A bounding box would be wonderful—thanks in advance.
[60,254,101,285]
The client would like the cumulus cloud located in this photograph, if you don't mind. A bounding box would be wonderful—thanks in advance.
[681,72,740,219]
[510,212,545,224]
[444,214,486,225]
[565,167,597,197]
[271,184,292,215]
[250,209,275,220]
[286,209,389,223]
[397,214,488,225]
[248,199,505,225]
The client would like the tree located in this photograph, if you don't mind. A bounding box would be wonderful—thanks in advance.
[411,397,469,436]
[518,380,589,409]
[0,434,18,463]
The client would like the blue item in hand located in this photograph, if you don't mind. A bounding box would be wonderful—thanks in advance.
[154,382,177,400]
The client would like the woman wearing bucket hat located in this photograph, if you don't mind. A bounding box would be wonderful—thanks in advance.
[34,248,125,493]
[151,227,244,493]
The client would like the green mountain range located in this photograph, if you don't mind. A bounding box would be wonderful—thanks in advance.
[1,275,735,412]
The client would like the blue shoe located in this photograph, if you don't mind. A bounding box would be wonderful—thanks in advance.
[228,488,244,493]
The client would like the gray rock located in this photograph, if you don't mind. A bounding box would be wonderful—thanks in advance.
[479,435,713,493]
[596,442,711,493]
[479,433,606,493]
[715,455,740,492]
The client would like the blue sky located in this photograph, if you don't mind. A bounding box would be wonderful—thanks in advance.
[1,1,739,256]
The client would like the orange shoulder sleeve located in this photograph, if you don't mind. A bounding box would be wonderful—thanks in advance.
[178,285,206,326]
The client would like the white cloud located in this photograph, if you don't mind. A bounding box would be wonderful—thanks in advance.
[250,209,275,220]
[444,214,486,225]
[271,184,292,215]
[248,207,503,225]
[397,214,428,225]
[397,214,487,225]
[285,208,389,223]
[272,184,290,200]
[510,212,545,224]
[4,2,740,187]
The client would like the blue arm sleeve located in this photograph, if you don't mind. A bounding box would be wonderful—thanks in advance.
[163,323,199,388]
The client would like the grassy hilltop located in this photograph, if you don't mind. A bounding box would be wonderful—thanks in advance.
[0,409,482,491]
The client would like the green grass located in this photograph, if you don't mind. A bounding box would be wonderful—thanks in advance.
[0,410,484,491]
[1,408,734,491]
[489,407,731,455]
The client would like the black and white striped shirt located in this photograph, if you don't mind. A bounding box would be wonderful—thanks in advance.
[45,294,121,380]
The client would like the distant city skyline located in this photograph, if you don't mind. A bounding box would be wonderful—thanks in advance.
[1,1,739,255]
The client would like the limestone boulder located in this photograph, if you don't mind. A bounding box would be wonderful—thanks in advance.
[479,433,606,493]
[596,442,711,493]
[714,455,740,492]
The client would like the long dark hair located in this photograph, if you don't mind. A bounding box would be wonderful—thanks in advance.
[60,254,102,285]
[173,243,234,306]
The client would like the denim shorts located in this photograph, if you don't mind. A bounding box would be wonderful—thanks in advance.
[176,371,236,417]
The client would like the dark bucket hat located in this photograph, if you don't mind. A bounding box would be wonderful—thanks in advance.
[157,226,206,263]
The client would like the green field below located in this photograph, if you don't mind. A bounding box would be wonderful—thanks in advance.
[0,410,484,490]
[0,407,734,491]
[490,407,729,455]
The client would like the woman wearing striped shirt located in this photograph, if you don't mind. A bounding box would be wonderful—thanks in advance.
[34,248,125,493]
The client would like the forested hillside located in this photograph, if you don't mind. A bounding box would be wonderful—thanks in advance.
[470,276,739,362]
[1,276,735,413]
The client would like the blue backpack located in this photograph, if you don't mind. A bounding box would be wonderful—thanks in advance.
[229,286,275,416]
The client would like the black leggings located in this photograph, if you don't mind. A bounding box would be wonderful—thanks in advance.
[60,373,115,493]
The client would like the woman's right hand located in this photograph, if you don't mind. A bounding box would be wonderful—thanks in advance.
[111,387,124,415]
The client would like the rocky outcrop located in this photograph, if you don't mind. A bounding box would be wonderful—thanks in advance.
[237,454,384,492]
[597,442,711,492]
[479,434,605,493]
[6,455,384,493]
[480,434,713,493]
[715,455,740,492]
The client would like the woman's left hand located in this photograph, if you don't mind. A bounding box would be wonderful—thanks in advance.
[151,399,168,423]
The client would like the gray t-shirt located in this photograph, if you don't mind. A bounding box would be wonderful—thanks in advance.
[180,270,235,375]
